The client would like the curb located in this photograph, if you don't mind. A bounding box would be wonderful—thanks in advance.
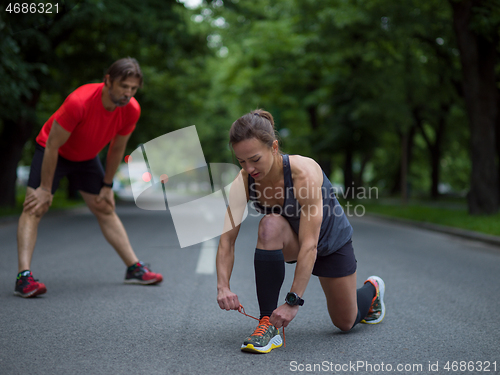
[364,213,500,248]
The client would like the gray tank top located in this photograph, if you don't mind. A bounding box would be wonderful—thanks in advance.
[247,154,353,256]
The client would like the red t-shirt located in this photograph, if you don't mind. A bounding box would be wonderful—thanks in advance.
[36,82,140,161]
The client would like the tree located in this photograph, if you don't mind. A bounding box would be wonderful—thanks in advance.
[194,0,478,205]
[0,0,209,207]
[450,0,500,214]
[201,0,402,186]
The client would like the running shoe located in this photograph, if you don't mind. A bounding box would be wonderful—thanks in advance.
[14,270,47,298]
[361,275,386,324]
[124,261,163,285]
[241,316,283,353]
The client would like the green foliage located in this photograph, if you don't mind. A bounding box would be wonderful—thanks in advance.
[363,200,500,237]
[1,0,497,211]
[1,0,213,162]
[197,0,469,197]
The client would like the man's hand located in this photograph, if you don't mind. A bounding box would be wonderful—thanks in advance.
[270,303,299,329]
[217,287,241,311]
[23,187,53,215]
[96,186,115,209]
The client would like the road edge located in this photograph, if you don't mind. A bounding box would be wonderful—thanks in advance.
[361,213,500,248]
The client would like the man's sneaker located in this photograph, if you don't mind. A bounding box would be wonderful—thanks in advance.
[241,316,283,353]
[14,270,47,298]
[361,275,386,324]
[124,261,163,285]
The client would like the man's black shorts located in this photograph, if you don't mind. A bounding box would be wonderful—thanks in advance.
[27,143,105,195]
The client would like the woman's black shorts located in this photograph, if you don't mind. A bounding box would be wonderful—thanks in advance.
[287,239,357,278]
[27,143,105,195]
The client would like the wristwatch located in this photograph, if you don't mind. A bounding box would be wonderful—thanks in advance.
[285,292,304,306]
[102,181,113,188]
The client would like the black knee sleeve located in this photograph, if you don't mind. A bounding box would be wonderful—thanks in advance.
[254,248,285,319]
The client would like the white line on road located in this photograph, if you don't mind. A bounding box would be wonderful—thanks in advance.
[195,238,218,274]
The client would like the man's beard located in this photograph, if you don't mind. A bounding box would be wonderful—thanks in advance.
[109,91,130,107]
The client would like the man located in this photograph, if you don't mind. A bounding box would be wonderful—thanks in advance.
[15,57,163,298]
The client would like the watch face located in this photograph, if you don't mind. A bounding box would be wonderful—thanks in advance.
[287,293,297,304]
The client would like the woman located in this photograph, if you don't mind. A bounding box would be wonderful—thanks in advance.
[216,109,385,354]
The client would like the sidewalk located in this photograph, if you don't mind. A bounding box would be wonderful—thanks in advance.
[366,212,500,248]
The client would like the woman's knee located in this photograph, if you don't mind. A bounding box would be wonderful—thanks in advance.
[331,315,357,332]
[257,214,287,249]
[320,275,358,332]
[326,299,358,332]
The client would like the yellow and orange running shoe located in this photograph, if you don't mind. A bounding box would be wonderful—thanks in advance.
[241,316,283,353]
[361,275,386,324]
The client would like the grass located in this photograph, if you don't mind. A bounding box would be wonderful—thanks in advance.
[356,198,500,237]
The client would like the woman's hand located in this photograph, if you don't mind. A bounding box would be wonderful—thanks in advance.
[217,287,241,311]
[270,303,299,329]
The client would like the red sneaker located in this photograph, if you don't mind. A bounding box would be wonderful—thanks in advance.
[14,271,47,298]
[124,262,163,285]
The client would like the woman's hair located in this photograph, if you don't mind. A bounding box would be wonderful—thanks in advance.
[229,109,279,149]
[104,57,143,87]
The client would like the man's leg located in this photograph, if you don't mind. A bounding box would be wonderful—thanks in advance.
[15,187,49,297]
[17,187,50,272]
[79,190,138,266]
[79,190,162,285]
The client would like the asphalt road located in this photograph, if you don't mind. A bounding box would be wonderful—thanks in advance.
[1,203,499,375]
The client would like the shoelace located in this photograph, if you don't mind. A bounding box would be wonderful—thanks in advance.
[17,276,38,290]
[22,276,37,284]
[131,262,151,274]
[140,264,151,273]
[252,318,272,336]
[238,304,286,347]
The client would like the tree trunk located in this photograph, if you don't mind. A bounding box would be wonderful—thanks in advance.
[343,146,355,200]
[401,130,409,205]
[391,125,417,196]
[414,105,448,200]
[0,120,25,207]
[451,0,499,214]
[357,152,371,188]
[429,145,441,200]
[307,104,332,176]
[497,90,500,203]
[429,114,446,200]
[0,91,40,207]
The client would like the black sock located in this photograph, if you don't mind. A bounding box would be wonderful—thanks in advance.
[352,281,376,328]
[254,249,285,319]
